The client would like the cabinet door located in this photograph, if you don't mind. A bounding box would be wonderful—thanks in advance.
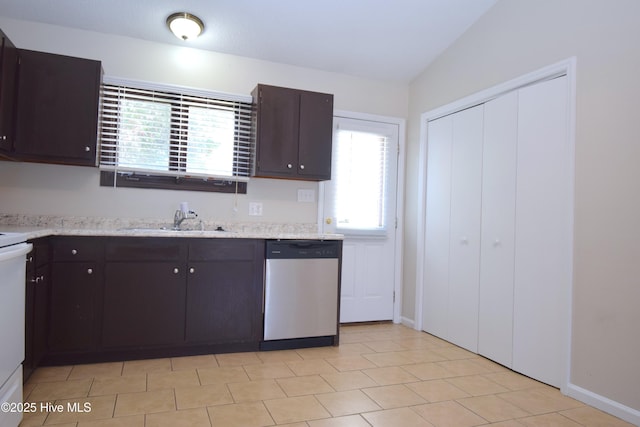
[253,85,300,177]
[298,90,333,180]
[49,262,100,352]
[423,115,453,338]
[102,262,186,348]
[478,92,518,367]
[186,239,263,344]
[14,49,101,165]
[31,264,50,368]
[186,260,261,343]
[0,30,18,153]
[447,105,484,353]
[513,76,570,388]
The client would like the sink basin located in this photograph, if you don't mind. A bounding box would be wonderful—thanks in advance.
[119,227,178,232]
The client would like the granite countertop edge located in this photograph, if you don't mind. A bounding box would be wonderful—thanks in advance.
[0,223,343,241]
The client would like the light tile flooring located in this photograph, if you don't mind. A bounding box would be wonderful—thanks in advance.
[20,323,633,427]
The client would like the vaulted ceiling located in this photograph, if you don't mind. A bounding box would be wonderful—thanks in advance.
[0,0,497,83]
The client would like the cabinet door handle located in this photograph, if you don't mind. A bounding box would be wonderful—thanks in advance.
[300,164,305,170]
[173,268,179,274]
[287,163,293,169]
[460,237,469,245]
[493,239,501,247]
[71,249,78,255]
[85,146,91,152]
[87,268,93,275]
[189,267,195,274]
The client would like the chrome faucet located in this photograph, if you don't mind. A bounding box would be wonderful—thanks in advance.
[173,209,198,230]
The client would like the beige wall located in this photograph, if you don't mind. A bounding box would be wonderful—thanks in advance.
[404,0,640,413]
[0,17,408,224]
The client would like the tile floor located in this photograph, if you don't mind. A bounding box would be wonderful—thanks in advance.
[19,323,634,427]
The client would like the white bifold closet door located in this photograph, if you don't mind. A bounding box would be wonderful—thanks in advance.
[512,76,570,388]
[424,105,483,353]
[424,75,570,388]
[447,106,484,352]
[478,91,518,368]
[423,115,453,340]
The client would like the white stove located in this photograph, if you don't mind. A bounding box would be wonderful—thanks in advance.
[0,231,32,427]
[0,231,30,247]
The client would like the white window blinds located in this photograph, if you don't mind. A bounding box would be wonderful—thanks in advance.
[333,124,394,234]
[98,78,253,181]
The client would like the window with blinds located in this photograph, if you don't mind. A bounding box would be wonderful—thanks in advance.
[98,78,253,193]
[333,127,392,233]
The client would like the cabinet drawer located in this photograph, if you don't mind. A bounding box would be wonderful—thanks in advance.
[52,237,103,261]
[106,238,186,261]
[189,239,262,261]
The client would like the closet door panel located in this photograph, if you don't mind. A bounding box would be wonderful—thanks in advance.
[447,105,484,352]
[423,115,453,338]
[513,76,570,387]
[478,92,518,367]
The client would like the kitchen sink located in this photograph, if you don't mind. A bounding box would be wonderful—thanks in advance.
[119,227,179,232]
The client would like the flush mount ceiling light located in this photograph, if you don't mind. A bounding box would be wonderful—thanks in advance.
[166,12,204,41]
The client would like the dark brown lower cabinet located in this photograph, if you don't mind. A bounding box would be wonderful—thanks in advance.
[186,239,264,345]
[102,262,187,348]
[24,238,50,380]
[41,236,264,366]
[49,261,101,353]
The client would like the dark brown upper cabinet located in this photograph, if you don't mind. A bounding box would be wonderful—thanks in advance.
[252,84,334,181]
[13,49,102,166]
[0,28,18,156]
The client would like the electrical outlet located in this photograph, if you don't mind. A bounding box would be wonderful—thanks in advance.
[297,189,315,203]
[248,202,263,216]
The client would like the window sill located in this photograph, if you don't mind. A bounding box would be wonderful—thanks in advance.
[100,171,247,194]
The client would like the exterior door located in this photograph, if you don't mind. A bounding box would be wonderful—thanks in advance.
[322,116,399,323]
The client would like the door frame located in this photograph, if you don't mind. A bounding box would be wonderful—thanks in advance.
[415,57,576,393]
[318,110,406,324]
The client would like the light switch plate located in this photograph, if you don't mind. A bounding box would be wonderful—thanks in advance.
[297,189,315,203]
[249,202,263,216]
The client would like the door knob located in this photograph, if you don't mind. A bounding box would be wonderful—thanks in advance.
[325,217,332,225]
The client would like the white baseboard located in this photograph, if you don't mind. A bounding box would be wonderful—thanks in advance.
[566,382,640,426]
[400,316,415,329]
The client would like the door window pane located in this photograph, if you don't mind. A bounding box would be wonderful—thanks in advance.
[334,129,389,231]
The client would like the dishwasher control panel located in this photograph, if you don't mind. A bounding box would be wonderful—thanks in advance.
[266,240,340,259]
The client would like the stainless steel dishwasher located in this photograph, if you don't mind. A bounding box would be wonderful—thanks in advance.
[263,240,341,347]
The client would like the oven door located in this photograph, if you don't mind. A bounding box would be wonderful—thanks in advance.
[0,243,32,426]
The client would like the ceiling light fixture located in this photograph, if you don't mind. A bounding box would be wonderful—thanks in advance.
[166,12,204,41]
